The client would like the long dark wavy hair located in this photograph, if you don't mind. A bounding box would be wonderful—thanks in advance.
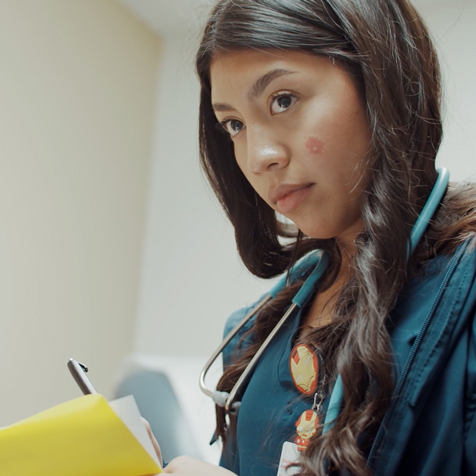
[196,1,476,475]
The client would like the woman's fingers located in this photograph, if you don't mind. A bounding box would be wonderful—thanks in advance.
[139,421,236,476]
[163,456,237,475]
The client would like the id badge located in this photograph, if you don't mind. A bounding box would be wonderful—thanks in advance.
[277,441,302,476]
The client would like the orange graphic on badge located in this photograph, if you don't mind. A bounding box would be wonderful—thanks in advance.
[289,344,318,395]
[294,409,319,451]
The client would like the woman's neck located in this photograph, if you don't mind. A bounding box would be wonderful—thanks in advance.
[301,241,355,331]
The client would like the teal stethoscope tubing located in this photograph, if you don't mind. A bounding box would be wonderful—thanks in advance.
[199,250,329,411]
[199,168,450,423]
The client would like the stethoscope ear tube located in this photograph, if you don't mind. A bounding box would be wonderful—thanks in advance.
[199,293,272,401]
[223,301,299,412]
[199,250,329,412]
[408,167,450,256]
[199,250,324,408]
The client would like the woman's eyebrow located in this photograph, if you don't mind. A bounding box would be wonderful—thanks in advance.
[248,68,297,100]
[212,102,235,113]
[212,69,297,113]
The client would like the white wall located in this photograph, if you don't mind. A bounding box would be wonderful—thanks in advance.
[0,0,160,425]
[133,0,476,363]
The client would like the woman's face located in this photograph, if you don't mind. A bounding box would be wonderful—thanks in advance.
[210,49,372,244]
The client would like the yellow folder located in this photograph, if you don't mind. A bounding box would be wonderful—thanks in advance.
[0,394,162,476]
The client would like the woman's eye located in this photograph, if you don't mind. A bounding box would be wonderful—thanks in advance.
[221,119,245,137]
[270,93,296,114]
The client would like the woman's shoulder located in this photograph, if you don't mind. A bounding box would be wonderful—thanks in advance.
[221,295,266,367]
[418,181,476,263]
[376,235,476,475]
[223,299,263,338]
[443,181,476,223]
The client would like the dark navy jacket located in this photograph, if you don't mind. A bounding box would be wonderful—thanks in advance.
[220,240,476,475]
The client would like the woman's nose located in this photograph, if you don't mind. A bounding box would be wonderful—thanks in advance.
[246,127,289,174]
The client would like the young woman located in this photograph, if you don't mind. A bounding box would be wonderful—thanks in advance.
[161,0,476,475]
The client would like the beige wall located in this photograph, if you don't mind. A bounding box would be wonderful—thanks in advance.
[0,0,160,425]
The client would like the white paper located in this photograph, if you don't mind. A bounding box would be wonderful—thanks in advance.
[277,441,302,476]
[109,395,161,467]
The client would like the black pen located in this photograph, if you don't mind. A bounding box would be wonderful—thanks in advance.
[67,358,98,395]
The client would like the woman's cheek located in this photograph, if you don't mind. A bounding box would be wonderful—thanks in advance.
[305,136,324,155]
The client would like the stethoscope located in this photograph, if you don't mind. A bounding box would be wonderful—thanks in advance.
[199,168,450,433]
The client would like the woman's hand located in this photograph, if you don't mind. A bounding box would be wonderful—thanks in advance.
[141,419,235,476]
[163,456,237,475]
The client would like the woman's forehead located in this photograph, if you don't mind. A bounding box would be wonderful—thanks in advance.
[209,49,350,101]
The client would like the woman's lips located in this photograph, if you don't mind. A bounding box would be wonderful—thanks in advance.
[269,183,314,214]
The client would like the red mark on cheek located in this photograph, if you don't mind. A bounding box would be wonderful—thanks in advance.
[306,137,324,155]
